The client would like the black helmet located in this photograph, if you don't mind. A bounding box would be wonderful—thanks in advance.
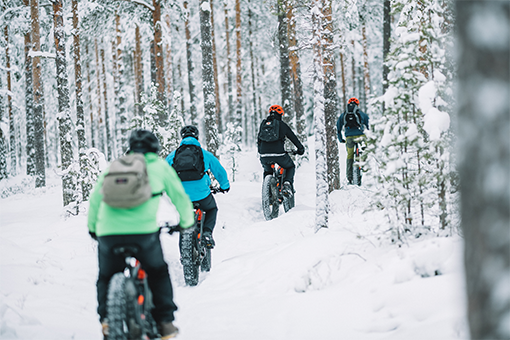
[128,129,160,154]
[180,125,199,139]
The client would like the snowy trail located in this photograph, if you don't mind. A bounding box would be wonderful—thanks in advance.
[0,150,468,339]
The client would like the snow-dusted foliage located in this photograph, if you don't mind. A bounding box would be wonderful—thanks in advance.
[219,122,242,182]
[365,0,457,241]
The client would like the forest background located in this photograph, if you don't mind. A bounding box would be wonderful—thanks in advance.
[0,0,508,338]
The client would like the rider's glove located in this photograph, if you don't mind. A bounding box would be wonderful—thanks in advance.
[339,139,346,143]
[219,187,230,194]
[168,224,184,235]
[89,231,97,240]
[297,148,305,155]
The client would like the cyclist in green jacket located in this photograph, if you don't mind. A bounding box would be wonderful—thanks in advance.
[88,130,194,339]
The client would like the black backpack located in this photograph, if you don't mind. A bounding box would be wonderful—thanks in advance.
[258,118,280,142]
[344,103,362,129]
[172,144,205,181]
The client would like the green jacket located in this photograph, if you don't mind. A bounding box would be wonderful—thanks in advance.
[88,152,195,236]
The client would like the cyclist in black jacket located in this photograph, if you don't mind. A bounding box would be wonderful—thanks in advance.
[257,104,305,197]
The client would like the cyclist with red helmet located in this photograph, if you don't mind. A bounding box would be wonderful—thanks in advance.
[257,105,305,196]
[337,97,370,185]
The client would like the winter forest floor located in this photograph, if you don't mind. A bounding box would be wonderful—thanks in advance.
[0,143,469,340]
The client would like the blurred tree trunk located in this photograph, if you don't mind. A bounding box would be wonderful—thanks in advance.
[323,0,340,192]
[164,11,173,107]
[287,0,306,150]
[456,1,510,339]
[72,0,90,200]
[224,1,234,120]
[209,0,222,134]
[277,0,293,126]
[5,23,16,175]
[31,0,46,187]
[95,39,104,154]
[0,73,6,180]
[134,25,144,118]
[100,44,113,161]
[234,0,242,136]
[152,0,166,112]
[361,10,371,112]
[85,43,95,148]
[339,51,346,108]
[184,1,197,125]
[248,0,257,135]
[53,0,76,206]
[114,11,127,155]
[199,0,219,156]
[382,0,390,99]
[24,0,35,176]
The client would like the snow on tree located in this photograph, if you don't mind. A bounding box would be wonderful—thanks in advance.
[219,122,242,182]
[456,1,510,338]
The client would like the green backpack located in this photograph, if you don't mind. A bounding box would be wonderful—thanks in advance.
[101,153,160,208]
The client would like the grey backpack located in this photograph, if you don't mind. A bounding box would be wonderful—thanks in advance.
[101,153,160,208]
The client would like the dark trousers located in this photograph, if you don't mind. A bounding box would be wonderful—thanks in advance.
[194,193,218,233]
[260,154,296,185]
[96,232,177,324]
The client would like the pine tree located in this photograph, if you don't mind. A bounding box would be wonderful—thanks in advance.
[24,0,35,176]
[184,0,198,125]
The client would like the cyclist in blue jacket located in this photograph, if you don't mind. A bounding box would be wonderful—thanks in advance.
[166,126,230,248]
[337,97,370,185]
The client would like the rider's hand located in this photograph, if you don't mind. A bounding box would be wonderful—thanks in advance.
[89,231,97,240]
[339,139,346,143]
[219,187,230,194]
[168,225,183,235]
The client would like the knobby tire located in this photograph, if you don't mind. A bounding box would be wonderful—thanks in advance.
[180,231,199,286]
[283,194,295,213]
[201,247,211,272]
[106,273,129,340]
[262,175,279,220]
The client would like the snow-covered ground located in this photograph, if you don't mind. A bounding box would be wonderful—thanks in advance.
[0,145,468,339]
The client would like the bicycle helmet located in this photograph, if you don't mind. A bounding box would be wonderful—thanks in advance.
[180,125,199,139]
[268,105,284,116]
[348,97,360,105]
[128,129,160,153]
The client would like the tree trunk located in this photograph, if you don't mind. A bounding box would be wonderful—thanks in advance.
[100,44,113,161]
[53,0,76,206]
[72,0,90,200]
[277,0,293,126]
[323,0,340,192]
[456,1,510,339]
[5,24,16,175]
[114,12,127,155]
[0,70,6,179]
[164,11,173,106]
[361,12,371,111]
[312,0,329,230]
[24,0,35,176]
[184,1,197,125]
[234,0,242,136]
[152,0,166,110]
[134,25,144,118]
[199,0,219,156]
[339,51,346,108]
[382,0,390,97]
[287,0,306,150]
[31,0,46,187]
[209,0,222,134]
[224,1,234,120]
[85,43,95,148]
[95,39,104,154]
[248,0,258,138]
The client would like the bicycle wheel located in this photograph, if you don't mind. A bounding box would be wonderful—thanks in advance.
[180,230,199,286]
[353,145,362,186]
[106,273,129,340]
[262,175,279,220]
[283,194,295,213]
[201,247,211,272]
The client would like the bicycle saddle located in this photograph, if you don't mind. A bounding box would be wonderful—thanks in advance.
[112,245,140,257]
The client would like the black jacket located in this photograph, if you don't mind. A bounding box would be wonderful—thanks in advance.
[257,114,304,155]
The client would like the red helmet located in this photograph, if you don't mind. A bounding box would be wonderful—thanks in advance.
[269,105,284,116]
[348,97,360,105]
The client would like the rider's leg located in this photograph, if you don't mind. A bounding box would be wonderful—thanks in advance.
[345,137,355,184]
[260,157,274,179]
[194,194,218,248]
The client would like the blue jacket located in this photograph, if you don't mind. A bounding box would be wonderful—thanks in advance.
[166,137,230,202]
[336,110,370,140]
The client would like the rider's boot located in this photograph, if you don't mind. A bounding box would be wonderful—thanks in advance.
[159,321,179,339]
[202,230,215,249]
[346,158,354,185]
[101,320,109,340]
[283,181,293,197]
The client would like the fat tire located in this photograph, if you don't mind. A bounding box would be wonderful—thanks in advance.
[180,231,199,286]
[106,273,128,340]
[262,175,279,220]
[201,247,211,272]
[283,194,295,213]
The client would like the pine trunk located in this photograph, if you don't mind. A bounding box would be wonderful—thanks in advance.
[134,25,144,118]
[95,39,104,153]
[100,45,113,161]
[234,0,242,135]
[72,0,90,200]
[277,0,293,126]
[382,0,390,96]
[24,0,35,176]
[209,0,222,134]
[5,24,16,175]
[224,1,234,120]
[0,73,6,179]
[248,0,258,138]
[312,0,329,230]
[287,0,306,149]
[164,12,173,106]
[31,0,46,187]
[323,0,340,192]
[53,0,76,206]
[361,14,371,110]
[114,12,127,155]
[199,0,219,156]
[152,0,166,110]
[339,52,346,108]
[85,43,95,148]
[457,1,510,339]
[184,1,197,125]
